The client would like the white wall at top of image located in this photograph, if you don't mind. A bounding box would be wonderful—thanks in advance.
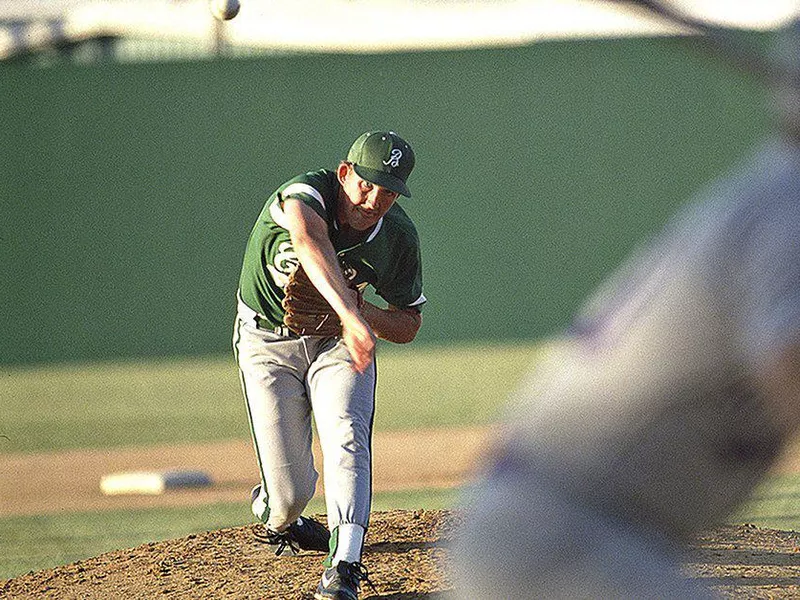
[0,0,798,29]
[1,0,799,56]
[665,0,800,28]
[230,0,673,53]
[225,0,800,53]
[0,0,88,20]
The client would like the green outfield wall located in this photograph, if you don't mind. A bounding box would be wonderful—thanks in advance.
[1,37,770,365]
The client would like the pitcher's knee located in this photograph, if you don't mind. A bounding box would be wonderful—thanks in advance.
[267,485,316,531]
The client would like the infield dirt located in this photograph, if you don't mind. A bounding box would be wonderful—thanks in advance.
[0,427,494,517]
[4,510,800,598]
[4,428,800,597]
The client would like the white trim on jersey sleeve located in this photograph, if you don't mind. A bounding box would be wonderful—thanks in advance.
[269,198,289,229]
[269,183,326,229]
[282,183,326,210]
[409,293,427,307]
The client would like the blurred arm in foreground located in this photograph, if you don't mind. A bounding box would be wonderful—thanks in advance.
[453,17,800,600]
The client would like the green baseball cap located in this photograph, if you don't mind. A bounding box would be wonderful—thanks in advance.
[347,131,415,197]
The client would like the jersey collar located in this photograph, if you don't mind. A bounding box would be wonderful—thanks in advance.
[333,216,384,246]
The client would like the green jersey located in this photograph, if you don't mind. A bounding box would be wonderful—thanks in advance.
[238,169,425,328]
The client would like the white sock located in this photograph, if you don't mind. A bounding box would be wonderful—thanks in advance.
[332,523,365,565]
[251,486,269,523]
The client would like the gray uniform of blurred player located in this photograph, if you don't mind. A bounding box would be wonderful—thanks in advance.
[453,22,800,599]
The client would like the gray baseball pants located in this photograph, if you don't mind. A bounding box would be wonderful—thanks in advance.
[233,316,376,533]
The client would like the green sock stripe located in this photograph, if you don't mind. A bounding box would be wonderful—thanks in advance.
[323,526,339,567]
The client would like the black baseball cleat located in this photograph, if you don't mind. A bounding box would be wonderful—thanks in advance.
[251,485,330,555]
[314,561,373,600]
[254,527,301,556]
[287,515,331,552]
[253,517,331,556]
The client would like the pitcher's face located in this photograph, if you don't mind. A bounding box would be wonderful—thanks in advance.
[337,162,399,230]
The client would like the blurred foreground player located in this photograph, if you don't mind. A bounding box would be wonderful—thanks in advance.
[453,18,800,599]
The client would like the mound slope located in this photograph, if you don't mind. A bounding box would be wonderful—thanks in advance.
[1,510,456,599]
[4,509,800,599]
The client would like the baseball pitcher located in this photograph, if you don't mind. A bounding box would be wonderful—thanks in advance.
[233,131,425,600]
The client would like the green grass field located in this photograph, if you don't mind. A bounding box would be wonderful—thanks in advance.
[0,342,536,579]
[1,342,799,580]
[1,342,539,454]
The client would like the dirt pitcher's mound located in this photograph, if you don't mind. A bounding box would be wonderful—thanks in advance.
[4,510,800,599]
[1,510,458,600]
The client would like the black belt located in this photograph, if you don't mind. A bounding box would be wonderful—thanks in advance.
[255,317,297,338]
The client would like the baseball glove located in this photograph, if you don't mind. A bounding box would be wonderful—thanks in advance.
[282,264,355,336]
